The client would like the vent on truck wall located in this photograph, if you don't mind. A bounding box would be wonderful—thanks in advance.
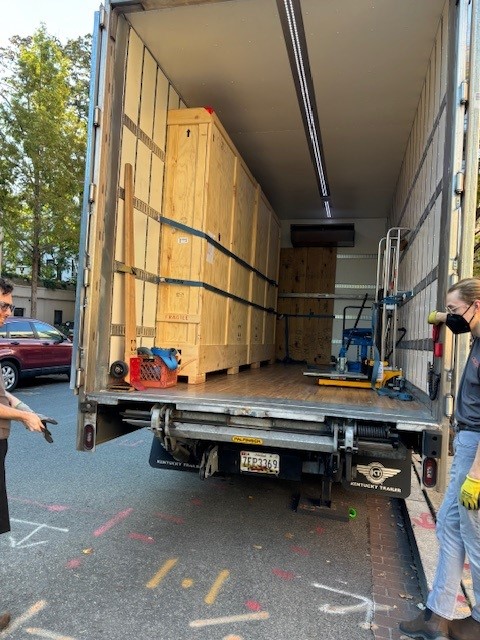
[290,223,355,247]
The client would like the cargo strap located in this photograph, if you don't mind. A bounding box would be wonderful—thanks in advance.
[160,277,276,314]
[376,387,413,402]
[160,216,278,287]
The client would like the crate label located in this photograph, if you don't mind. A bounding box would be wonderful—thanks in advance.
[159,313,200,324]
[177,237,189,244]
[206,243,215,264]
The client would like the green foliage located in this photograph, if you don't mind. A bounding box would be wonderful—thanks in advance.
[0,26,90,312]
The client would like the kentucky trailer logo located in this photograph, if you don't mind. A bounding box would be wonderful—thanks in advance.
[356,462,401,485]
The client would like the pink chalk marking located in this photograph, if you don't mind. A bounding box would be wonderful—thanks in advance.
[129,533,155,544]
[10,497,69,512]
[190,498,203,506]
[66,559,82,569]
[411,513,436,530]
[245,600,262,612]
[464,562,470,570]
[272,568,296,581]
[456,594,466,603]
[155,512,185,525]
[93,508,133,537]
[315,525,325,535]
[291,545,310,556]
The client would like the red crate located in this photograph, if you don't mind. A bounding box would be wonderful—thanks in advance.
[130,356,178,388]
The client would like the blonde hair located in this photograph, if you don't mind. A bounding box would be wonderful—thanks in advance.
[448,277,480,304]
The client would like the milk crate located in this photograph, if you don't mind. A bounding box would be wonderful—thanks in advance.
[130,356,178,389]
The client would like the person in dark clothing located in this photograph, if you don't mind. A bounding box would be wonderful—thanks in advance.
[400,277,480,640]
[0,277,52,631]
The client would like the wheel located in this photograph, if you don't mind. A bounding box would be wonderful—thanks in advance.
[1,360,19,391]
[109,360,129,379]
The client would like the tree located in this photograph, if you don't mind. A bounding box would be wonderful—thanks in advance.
[0,26,90,315]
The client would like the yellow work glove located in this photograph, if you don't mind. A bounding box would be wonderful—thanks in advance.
[459,475,480,510]
[428,310,441,325]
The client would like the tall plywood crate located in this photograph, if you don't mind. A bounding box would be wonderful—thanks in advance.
[157,107,280,383]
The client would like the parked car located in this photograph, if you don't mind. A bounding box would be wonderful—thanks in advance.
[0,317,72,391]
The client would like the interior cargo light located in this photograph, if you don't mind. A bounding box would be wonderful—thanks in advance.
[84,424,95,451]
[422,456,437,488]
[277,0,332,217]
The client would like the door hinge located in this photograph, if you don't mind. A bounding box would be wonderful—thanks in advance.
[88,183,97,203]
[454,172,464,195]
[93,106,102,127]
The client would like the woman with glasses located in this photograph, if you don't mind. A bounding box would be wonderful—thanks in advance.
[0,277,47,632]
[400,277,480,640]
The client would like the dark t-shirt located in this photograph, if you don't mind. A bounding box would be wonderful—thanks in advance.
[455,337,480,431]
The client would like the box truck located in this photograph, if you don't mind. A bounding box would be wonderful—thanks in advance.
[73,0,480,505]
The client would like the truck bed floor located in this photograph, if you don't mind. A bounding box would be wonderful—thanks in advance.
[94,363,436,428]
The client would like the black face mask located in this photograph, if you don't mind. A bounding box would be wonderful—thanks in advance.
[445,314,471,334]
[445,302,473,334]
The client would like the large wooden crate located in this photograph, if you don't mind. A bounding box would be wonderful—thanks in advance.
[157,107,280,383]
[275,247,336,365]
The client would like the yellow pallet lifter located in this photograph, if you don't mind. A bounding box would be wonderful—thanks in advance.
[305,227,411,389]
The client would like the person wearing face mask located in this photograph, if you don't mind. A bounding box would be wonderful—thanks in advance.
[400,277,480,640]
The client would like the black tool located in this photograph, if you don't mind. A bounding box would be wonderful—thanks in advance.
[42,423,53,443]
[39,415,58,444]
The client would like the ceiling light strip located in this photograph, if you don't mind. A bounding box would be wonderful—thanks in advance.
[283,0,328,196]
[277,0,332,217]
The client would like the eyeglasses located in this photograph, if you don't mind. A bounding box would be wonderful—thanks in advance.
[0,302,15,313]
[445,302,473,315]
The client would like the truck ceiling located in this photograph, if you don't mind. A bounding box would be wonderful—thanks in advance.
[115,0,446,221]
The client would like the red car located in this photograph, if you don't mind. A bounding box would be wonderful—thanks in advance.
[0,317,72,391]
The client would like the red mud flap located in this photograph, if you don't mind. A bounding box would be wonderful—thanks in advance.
[343,448,412,499]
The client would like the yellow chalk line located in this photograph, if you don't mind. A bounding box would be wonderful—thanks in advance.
[190,611,270,628]
[146,558,178,589]
[204,569,230,605]
[25,629,76,640]
[0,600,47,637]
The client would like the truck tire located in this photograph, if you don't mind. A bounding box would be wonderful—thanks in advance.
[1,360,19,392]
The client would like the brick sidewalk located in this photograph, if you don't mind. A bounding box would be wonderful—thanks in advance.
[367,495,424,640]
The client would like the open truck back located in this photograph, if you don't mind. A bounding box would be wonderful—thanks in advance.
[73,0,480,505]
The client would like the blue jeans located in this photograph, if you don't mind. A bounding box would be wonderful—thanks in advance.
[427,430,480,621]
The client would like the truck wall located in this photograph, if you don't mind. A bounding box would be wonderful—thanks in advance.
[390,2,450,397]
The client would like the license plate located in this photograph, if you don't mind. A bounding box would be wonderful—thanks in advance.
[240,451,280,475]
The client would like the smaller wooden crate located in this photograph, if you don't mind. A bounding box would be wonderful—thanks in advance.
[130,356,178,388]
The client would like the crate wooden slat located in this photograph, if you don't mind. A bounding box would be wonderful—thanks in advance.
[157,107,280,383]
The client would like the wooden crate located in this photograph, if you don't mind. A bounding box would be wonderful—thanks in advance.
[275,247,336,365]
[157,108,280,383]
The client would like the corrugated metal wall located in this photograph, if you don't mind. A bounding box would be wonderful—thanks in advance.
[390,3,450,394]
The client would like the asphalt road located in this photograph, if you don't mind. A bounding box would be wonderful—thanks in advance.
[1,378,404,640]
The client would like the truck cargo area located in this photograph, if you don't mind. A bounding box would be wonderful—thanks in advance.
[75,0,480,500]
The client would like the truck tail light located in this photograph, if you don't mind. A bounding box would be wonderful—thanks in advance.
[84,424,95,450]
[422,456,437,488]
